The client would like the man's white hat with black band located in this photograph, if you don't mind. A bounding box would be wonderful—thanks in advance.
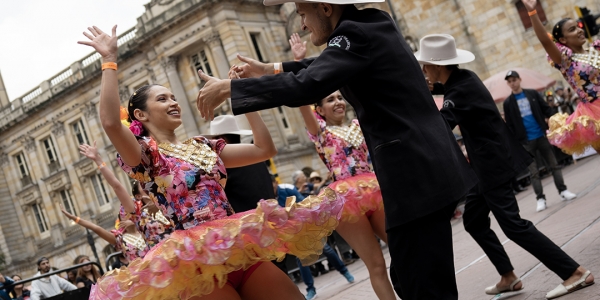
[414,34,475,66]
[263,0,384,6]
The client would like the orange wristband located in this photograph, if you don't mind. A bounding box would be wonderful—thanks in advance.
[75,217,80,224]
[97,162,107,169]
[528,9,537,16]
[101,62,118,71]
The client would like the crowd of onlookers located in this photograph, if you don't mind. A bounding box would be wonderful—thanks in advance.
[0,255,105,300]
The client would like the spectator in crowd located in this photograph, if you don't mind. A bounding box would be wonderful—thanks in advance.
[74,255,100,288]
[308,172,323,194]
[504,70,577,212]
[555,87,574,115]
[546,93,560,115]
[66,270,78,286]
[0,272,15,300]
[110,254,128,270]
[292,170,311,197]
[272,175,354,300]
[9,275,30,300]
[30,257,77,300]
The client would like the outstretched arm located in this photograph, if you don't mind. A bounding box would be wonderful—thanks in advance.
[80,142,135,213]
[60,206,117,245]
[522,0,562,64]
[288,33,321,136]
[78,26,141,167]
[218,67,277,168]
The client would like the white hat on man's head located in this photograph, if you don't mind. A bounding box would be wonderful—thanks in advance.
[414,34,475,66]
[263,0,384,6]
[204,115,252,138]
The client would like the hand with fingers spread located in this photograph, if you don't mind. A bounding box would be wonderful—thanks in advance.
[195,70,231,121]
[521,0,536,11]
[231,54,273,79]
[289,33,307,61]
[79,141,102,164]
[78,25,118,62]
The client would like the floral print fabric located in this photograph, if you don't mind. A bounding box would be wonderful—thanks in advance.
[118,136,233,231]
[548,40,600,102]
[307,117,372,181]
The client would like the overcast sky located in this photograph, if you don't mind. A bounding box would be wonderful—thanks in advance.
[0,0,150,101]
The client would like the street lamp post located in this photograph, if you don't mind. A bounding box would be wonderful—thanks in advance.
[85,228,101,269]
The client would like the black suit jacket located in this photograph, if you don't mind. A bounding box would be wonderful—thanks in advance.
[230,5,477,228]
[225,162,275,213]
[503,89,555,144]
[441,69,532,192]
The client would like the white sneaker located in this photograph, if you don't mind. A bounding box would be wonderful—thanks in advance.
[536,199,547,212]
[560,190,577,201]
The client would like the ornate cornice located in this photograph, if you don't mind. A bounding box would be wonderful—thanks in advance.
[19,136,36,151]
[51,121,65,137]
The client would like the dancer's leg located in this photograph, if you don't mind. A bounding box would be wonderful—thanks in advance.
[368,208,388,244]
[486,181,580,280]
[189,284,241,300]
[388,201,458,300]
[239,262,304,300]
[337,215,396,300]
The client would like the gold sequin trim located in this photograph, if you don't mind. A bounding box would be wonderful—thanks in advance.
[326,122,364,148]
[158,138,218,173]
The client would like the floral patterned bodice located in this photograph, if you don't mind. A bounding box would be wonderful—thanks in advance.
[548,40,600,102]
[111,228,151,263]
[307,117,372,181]
[119,199,174,247]
[119,136,233,230]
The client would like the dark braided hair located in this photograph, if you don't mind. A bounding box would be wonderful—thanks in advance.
[552,18,571,44]
[127,84,159,136]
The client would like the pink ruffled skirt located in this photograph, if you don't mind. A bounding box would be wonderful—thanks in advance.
[328,173,383,223]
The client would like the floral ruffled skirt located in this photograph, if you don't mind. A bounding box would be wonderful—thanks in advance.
[328,173,383,223]
[547,99,600,154]
[90,188,342,299]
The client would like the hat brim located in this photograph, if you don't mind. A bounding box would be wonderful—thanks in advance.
[414,49,475,66]
[204,129,253,138]
[264,0,384,6]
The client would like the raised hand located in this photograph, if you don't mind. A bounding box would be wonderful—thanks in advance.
[79,141,101,162]
[60,205,76,220]
[196,70,231,121]
[521,0,536,12]
[77,25,118,62]
[232,54,270,79]
[289,33,307,61]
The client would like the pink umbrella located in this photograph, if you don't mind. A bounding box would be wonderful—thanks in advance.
[482,67,557,102]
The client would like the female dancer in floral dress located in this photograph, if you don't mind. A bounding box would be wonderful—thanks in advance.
[525,0,600,154]
[79,25,342,300]
[288,33,395,300]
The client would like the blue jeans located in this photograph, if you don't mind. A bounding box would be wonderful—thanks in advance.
[296,243,348,292]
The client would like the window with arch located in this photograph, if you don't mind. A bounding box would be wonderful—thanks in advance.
[60,189,77,216]
[32,203,49,233]
[41,137,60,173]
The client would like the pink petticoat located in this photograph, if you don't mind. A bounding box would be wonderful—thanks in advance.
[89,188,342,299]
[327,173,383,223]
[547,99,600,154]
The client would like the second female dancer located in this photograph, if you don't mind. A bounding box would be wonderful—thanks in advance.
[287,33,395,300]
[79,25,343,300]
[524,0,600,154]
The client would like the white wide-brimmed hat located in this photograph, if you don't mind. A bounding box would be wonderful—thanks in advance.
[264,0,384,6]
[204,115,252,138]
[414,34,475,65]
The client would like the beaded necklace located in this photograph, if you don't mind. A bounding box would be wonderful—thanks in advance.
[122,232,146,251]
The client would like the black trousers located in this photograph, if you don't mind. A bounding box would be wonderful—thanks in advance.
[388,201,459,300]
[463,180,579,280]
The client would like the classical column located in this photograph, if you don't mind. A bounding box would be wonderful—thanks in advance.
[161,56,200,137]
[203,33,231,79]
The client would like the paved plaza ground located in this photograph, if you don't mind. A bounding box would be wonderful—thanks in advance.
[297,154,600,300]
